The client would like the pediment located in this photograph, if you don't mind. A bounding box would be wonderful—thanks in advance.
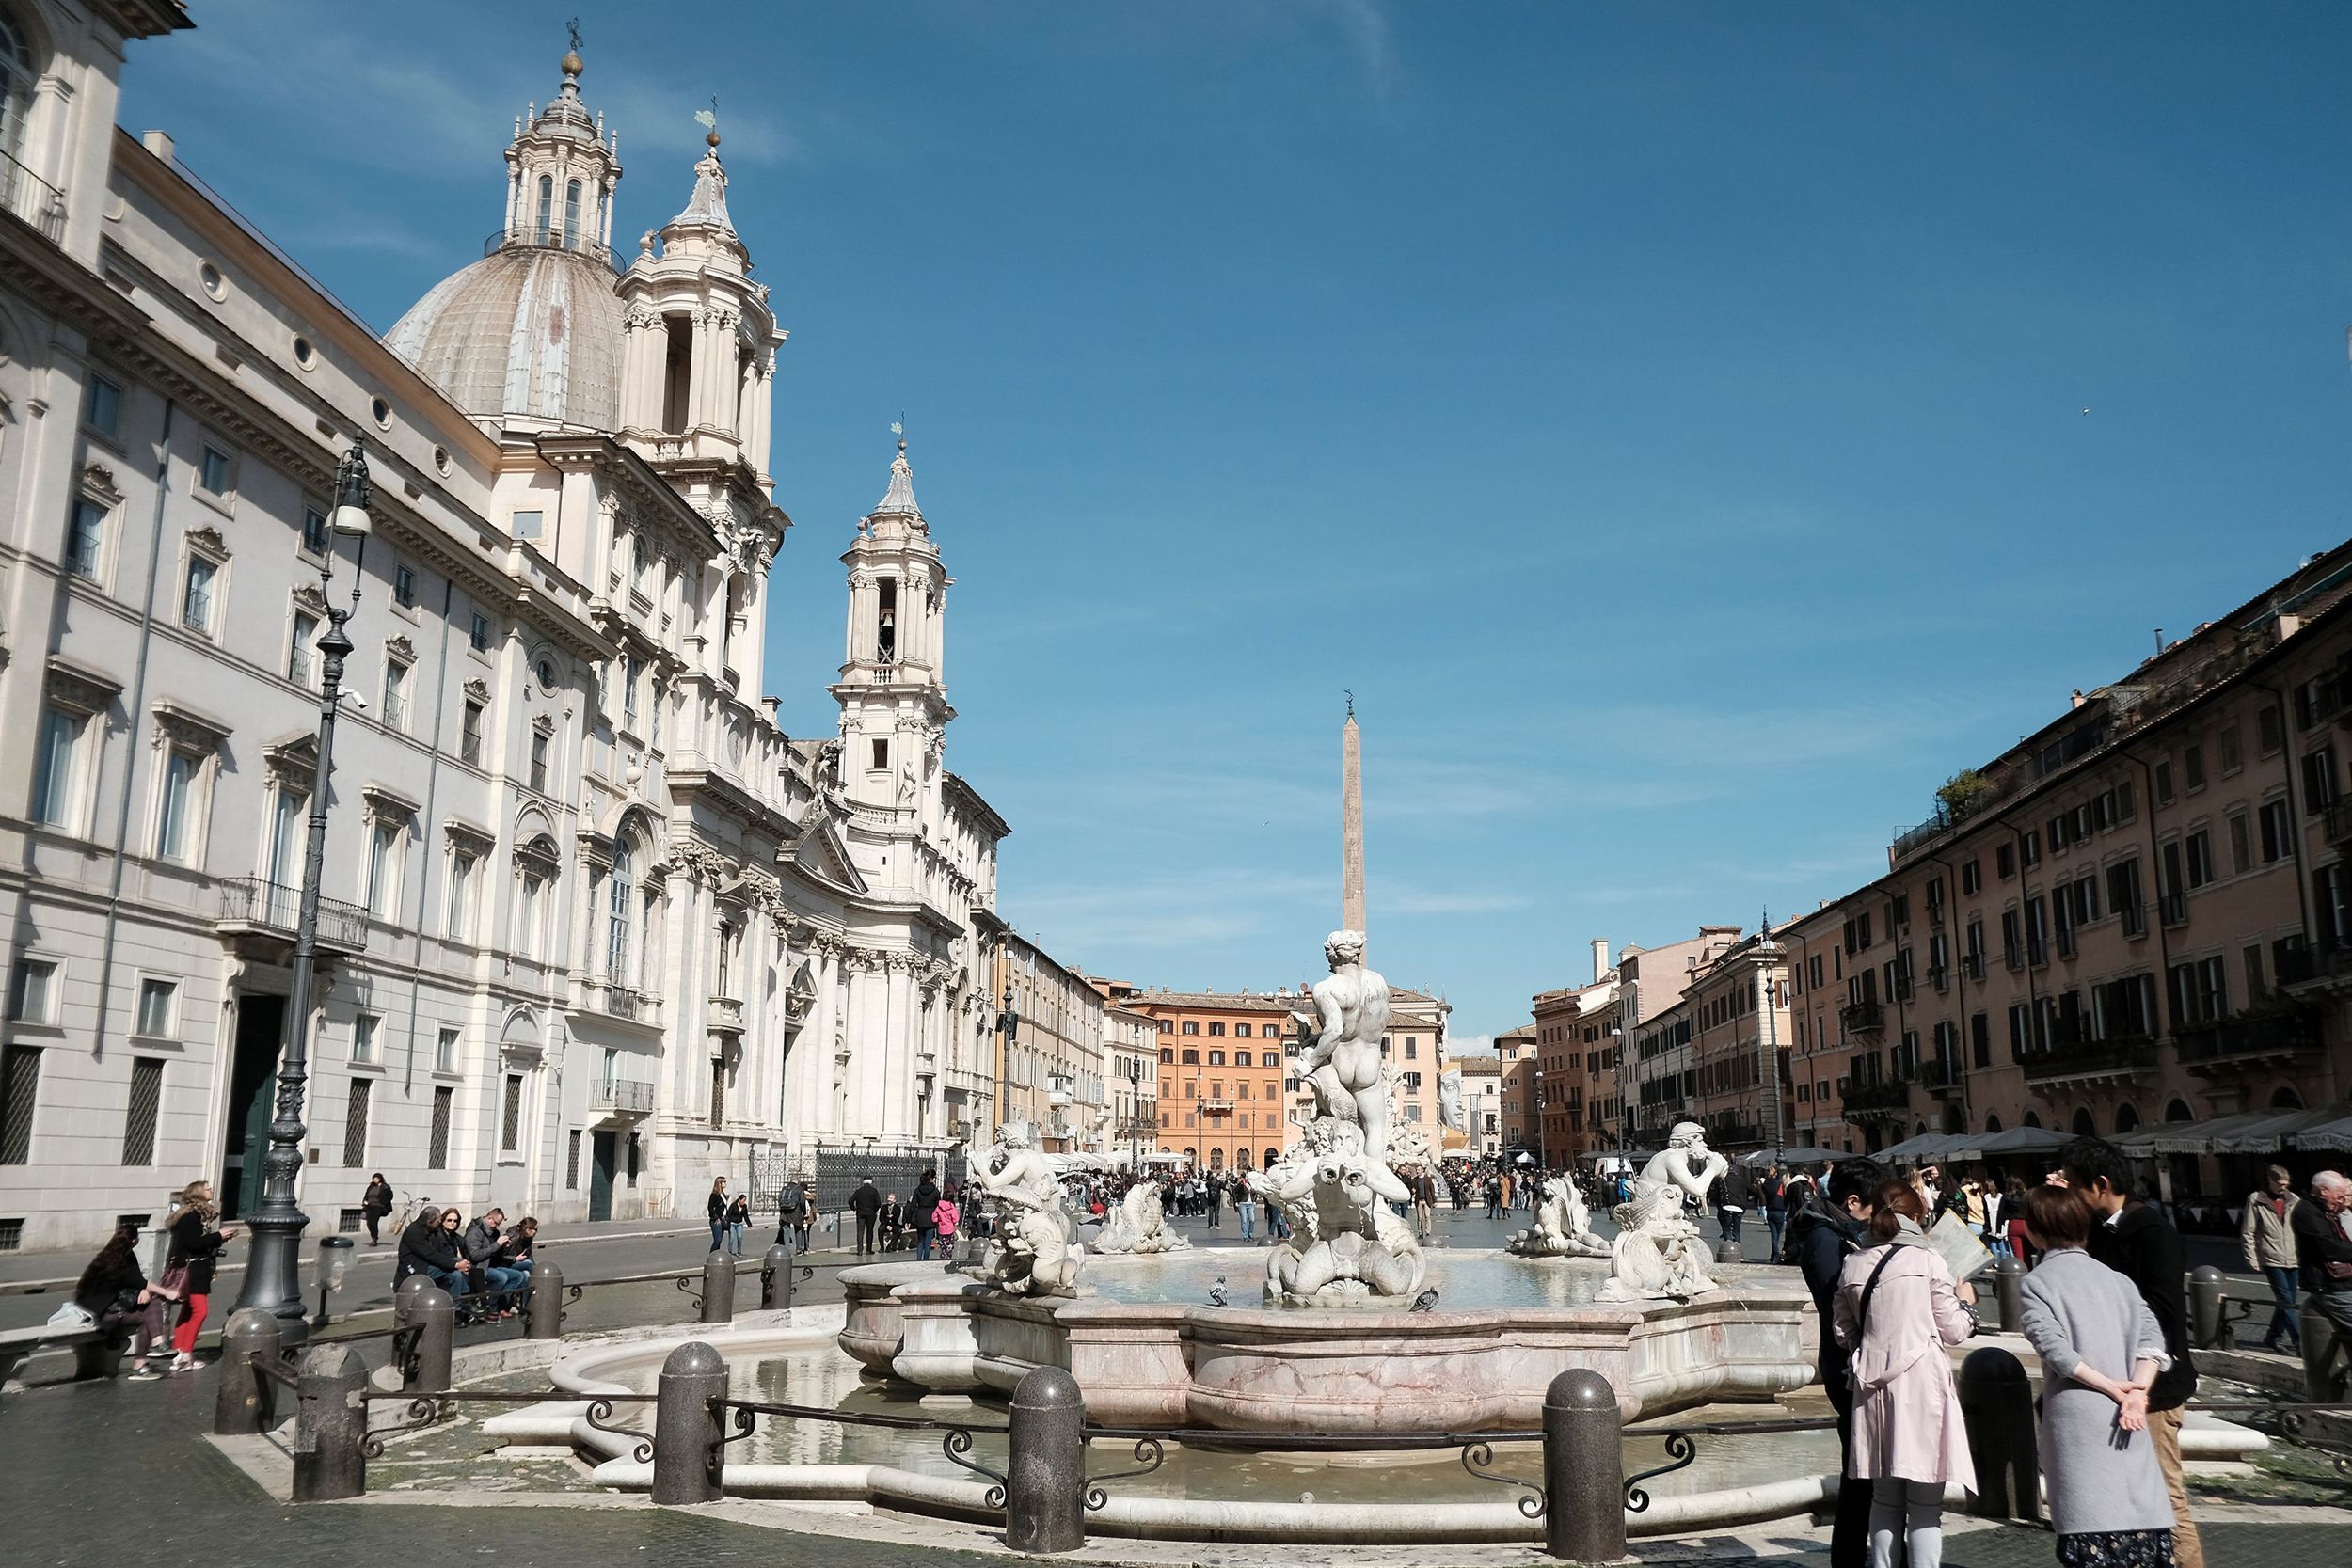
[792,816,867,895]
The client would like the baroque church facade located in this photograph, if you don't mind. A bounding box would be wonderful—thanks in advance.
[0,8,1007,1251]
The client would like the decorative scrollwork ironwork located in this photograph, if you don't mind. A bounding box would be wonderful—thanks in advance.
[676,1276,703,1313]
[714,1401,761,1454]
[391,1323,424,1385]
[1624,1431,1697,1513]
[942,1425,1009,1510]
[582,1397,653,1464]
[1459,1439,1547,1519]
[565,1284,585,1306]
[1084,1436,1165,1511]
[360,1397,447,1458]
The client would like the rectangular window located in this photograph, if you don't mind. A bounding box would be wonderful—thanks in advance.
[182,555,216,633]
[2109,858,2146,937]
[2154,759,2174,805]
[352,1012,378,1065]
[448,849,478,941]
[529,731,550,794]
[2184,744,2205,791]
[428,1085,453,1169]
[65,499,104,579]
[289,610,319,686]
[365,821,399,917]
[83,373,123,438]
[393,562,418,609]
[627,1133,640,1185]
[2259,798,2292,863]
[469,611,493,655]
[2229,812,2252,875]
[198,444,233,496]
[2185,830,2214,889]
[2303,748,2339,813]
[870,738,889,770]
[501,1073,523,1151]
[460,700,484,767]
[0,1045,40,1164]
[709,1059,725,1129]
[2259,705,2285,754]
[2219,723,2243,774]
[623,655,643,731]
[7,958,57,1024]
[435,1027,457,1075]
[1960,858,1981,896]
[2021,830,2041,869]
[302,504,329,556]
[135,978,177,1038]
[153,749,197,862]
[382,660,409,731]
[1996,843,2015,879]
[513,509,544,541]
[120,1058,163,1167]
[566,1129,581,1189]
[342,1078,371,1167]
[517,872,545,961]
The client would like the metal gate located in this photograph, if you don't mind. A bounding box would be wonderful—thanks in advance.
[810,1145,968,1215]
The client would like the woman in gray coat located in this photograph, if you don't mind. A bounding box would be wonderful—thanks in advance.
[2013,1185,2174,1568]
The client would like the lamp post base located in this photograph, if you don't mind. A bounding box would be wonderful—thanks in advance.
[230,1204,314,1350]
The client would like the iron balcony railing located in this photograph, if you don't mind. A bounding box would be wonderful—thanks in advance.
[0,149,66,243]
[2173,1010,2320,1065]
[2326,800,2352,848]
[483,225,619,271]
[216,876,369,951]
[591,1078,656,1114]
[1842,1077,1912,1113]
[2019,1036,2157,1083]
[1839,1000,1886,1034]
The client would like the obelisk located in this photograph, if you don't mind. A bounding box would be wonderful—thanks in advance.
[1342,694,1365,937]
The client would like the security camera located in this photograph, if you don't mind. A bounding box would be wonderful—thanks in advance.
[342,692,369,711]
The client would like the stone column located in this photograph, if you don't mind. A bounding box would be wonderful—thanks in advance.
[1006,1366,1085,1553]
[291,1344,371,1503]
[684,309,711,431]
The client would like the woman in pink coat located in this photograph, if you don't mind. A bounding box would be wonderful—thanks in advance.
[1833,1177,1979,1568]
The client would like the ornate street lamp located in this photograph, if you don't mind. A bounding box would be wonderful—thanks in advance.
[230,440,371,1342]
[1126,1056,1142,1174]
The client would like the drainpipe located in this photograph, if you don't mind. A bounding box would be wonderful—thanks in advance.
[1931,851,1970,1133]
[90,399,176,1061]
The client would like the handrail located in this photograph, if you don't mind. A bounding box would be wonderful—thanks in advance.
[720,1394,1008,1434]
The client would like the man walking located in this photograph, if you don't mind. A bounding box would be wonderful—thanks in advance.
[2064,1136,2201,1568]
[850,1176,882,1256]
[1412,1164,1437,1243]
[1717,1160,1754,1251]
[2240,1164,2302,1355]
[1761,1164,1788,1261]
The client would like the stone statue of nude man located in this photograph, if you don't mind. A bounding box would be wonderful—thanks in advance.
[1291,930,1391,1161]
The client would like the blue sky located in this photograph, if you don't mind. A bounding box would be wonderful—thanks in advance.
[126,4,2352,1043]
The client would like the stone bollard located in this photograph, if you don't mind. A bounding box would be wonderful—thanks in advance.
[1006,1365,1086,1554]
[651,1340,728,1505]
[2187,1265,2227,1350]
[407,1285,455,1395]
[1957,1346,2039,1521]
[291,1343,371,1502]
[213,1308,282,1436]
[526,1259,564,1340]
[700,1250,735,1325]
[1994,1256,2026,1333]
[761,1243,795,1311]
[1543,1368,1626,1563]
[2304,1293,2349,1401]
[393,1273,432,1325]
[1715,1238,1742,1265]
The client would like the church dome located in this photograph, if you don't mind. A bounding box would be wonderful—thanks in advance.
[385,240,625,430]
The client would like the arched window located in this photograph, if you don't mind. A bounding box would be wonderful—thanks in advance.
[534,175,554,244]
[0,9,32,163]
[2271,1085,2304,1110]
[2070,1106,2095,1136]
[1983,1113,2002,1134]
[564,180,582,246]
[606,837,634,986]
[1264,1146,1279,1169]
[2113,1103,2140,1134]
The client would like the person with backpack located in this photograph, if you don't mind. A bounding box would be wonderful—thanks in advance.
[1761,1164,1789,1261]
[910,1167,943,1260]
[1787,1157,1883,1568]
[1834,1176,1978,1568]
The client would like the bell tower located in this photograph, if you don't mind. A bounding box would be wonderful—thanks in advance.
[832,436,952,836]
[501,37,622,258]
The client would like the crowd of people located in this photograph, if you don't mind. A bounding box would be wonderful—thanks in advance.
[389,1196,541,1323]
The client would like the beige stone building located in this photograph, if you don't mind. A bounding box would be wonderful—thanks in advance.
[1100,994,1160,1171]
[1787,543,2352,1180]
[1683,928,1795,1153]
[985,928,1104,1155]
[1452,1052,1503,1157]
[1495,1022,1537,1158]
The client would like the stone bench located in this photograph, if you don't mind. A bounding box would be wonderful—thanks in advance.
[0,1322,126,1390]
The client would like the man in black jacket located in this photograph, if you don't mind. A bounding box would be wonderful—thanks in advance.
[1717,1161,1755,1250]
[2292,1170,2352,1379]
[1787,1158,1884,1568]
[850,1177,882,1255]
[2063,1137,2201,1568]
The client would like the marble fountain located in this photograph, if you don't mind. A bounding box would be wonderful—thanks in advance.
[456,936,1937,1546]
